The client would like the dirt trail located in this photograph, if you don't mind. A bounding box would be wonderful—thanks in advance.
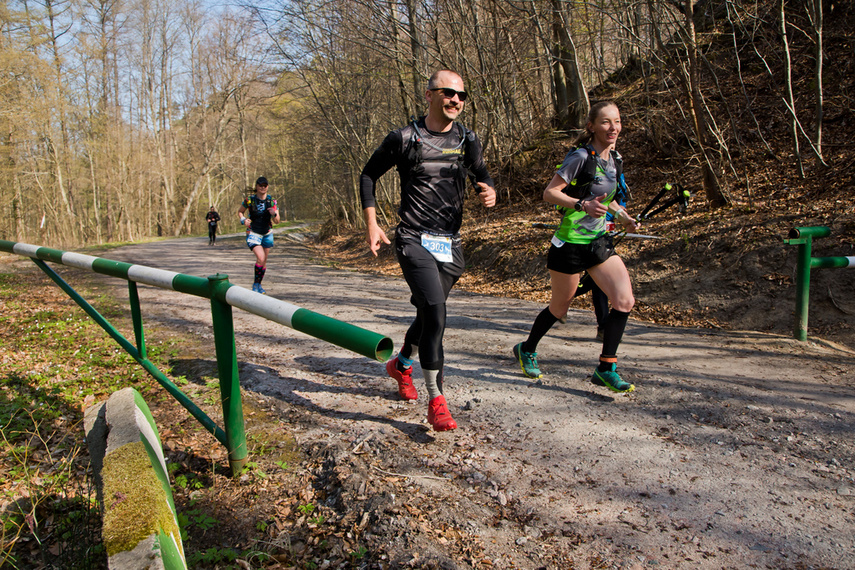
[98,231,855,569]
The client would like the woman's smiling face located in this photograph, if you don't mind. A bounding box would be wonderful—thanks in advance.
[588,103,621,149]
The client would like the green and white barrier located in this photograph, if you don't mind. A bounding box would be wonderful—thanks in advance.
[1,239,393,475]
[84,387,186,569]
[0,240,392,361]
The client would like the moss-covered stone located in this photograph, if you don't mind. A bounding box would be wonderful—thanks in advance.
[101,441,181,558]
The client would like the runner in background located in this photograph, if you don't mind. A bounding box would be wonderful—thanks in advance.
[238,177,280,294]
[206,206,221,246]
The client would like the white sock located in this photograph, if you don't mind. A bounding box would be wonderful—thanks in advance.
[423,369,442,401]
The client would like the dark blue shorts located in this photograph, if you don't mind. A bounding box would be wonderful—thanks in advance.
[246,231,273,250]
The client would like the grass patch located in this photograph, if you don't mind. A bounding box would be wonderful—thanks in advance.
[0,269,177,568]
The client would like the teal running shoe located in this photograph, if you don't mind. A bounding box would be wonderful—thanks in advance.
[513,343,542,379]
[591,363,634,393]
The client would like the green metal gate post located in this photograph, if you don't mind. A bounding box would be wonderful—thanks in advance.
[129,281,147,358]
[784,226,831,341]
[208,274,247,475]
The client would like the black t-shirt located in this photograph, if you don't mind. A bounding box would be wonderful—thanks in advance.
[359,117,493,236]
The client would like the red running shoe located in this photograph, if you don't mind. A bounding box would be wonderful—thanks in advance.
[427,395,457,431]
[386,357,417,400]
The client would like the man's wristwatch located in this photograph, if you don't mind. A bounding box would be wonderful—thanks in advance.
[574,200,585,212]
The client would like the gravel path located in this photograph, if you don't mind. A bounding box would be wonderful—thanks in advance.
[102,231,855,569]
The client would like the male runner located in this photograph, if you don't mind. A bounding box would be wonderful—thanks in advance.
[360,69,496,431]
[206,206,221,245]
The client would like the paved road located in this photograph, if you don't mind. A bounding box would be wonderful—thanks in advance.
[97,232,855,569]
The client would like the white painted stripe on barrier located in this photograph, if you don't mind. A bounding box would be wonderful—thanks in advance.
[128,265,179,290]
[134,407,170,478]
[61,252,99,270]
[846,257,855,267]
[226,286,299,327]
[12,243,40,258]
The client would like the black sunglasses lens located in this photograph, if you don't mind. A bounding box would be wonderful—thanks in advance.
[438,88,467,101]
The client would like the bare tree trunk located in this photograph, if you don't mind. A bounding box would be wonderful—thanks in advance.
[683,0,728,206]
[44,0,78,244]
[551,23,569,125]
[88,153,103,243]
[551,0,587,129]
[404,0,423,97]
[807,0,823,163]
[13,173,24,242]
[236,89,251,189]
[388,0,413,122]
[780,0,803,178]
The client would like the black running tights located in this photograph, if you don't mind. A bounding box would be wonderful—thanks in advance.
[401,302,446,371]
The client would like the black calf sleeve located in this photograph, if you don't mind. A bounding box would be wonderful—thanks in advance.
[591,284,609,329]
[402,316,422,359]
[523,307,559,353]
[600,308,630,358]
[417,303,446,370]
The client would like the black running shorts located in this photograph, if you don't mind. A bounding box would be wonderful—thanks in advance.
[547,234,615,275]
[395,227,465,307]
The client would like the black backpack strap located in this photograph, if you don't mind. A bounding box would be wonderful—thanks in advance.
[405,116,423,165]
[567,144,598,198]
[582,144,598,184]
[611,150,631,204]
[458,122,476,166]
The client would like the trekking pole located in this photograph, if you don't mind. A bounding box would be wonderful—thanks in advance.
[636,183,692,221]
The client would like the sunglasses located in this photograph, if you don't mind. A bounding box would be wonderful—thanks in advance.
[430,87,468,101]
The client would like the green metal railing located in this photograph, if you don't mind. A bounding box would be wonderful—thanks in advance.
[783,227,855,341]
[0,240,393,475]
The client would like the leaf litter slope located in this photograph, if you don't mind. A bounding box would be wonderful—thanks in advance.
[87,234,855,569]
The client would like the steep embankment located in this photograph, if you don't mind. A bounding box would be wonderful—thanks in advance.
[315,0,855,350]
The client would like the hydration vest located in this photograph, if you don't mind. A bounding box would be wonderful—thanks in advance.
[245,194,276,232]
[557,144,630,215]
[402,116,476,183]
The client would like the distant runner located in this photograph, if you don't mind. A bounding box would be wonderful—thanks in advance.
[238,177,280,294]
[206,206,221,246]
[360,69,496,431]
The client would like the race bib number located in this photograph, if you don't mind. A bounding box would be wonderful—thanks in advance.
[421,233,453,263]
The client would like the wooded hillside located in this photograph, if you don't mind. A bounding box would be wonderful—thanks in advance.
[1,0,852,247]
